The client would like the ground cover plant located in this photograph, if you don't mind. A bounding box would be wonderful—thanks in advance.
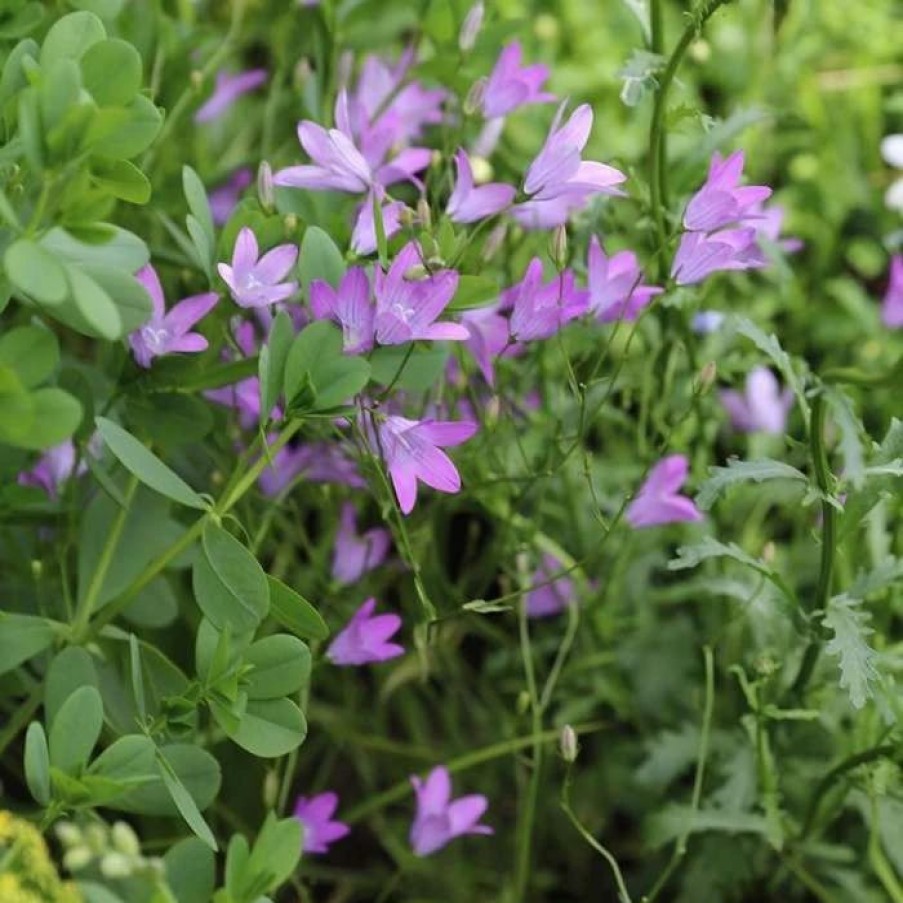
[0,0,902,900]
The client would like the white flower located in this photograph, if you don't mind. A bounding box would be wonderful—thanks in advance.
[881,134,903,213]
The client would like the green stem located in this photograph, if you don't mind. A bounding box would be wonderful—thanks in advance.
[0,684,42,758]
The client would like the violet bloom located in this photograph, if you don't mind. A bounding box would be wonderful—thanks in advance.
[218,227,298,308]
[881,254,903,328]
[209,168,253,225]
[409,766,492,857]
[720,367,793,434]
[194,69,267,123]
[512,104,626,229]
[461,302,509,385]
[18,440,83,499]
[683,151,772,233]
[350,192,405,256]
[586,236,662,323]
[504,258,588,342]
[129,265,218,368]
[258,441,364,496]
[670,228,766,286]
[447,149,515,224]
[310,268,375,354]
[373,243,468,345]
[525,553,574,618]
[293,792,350,854]
[744,201,803,254]
[626,454,703,529]
[326,598,404,666]
[332,502,391,585]
[376,416,477,515]
[692,310,726,334]
[481,41,554,119]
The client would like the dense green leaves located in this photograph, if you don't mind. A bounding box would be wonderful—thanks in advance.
[267,576,329,641]
[0,613,56,675]
[48,685,103,773]
[24,722,51,804]
[226,697,307,758]
[298,225,345,294]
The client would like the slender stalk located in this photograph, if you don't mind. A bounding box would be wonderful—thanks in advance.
[0,685,42,758]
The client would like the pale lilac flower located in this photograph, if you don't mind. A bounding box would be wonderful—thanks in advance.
[482,42,554,119]
[880,134,903,213]
[692,310,726,334]
[258,441,364,496]
[332,502,391,584]
[310,268,375,354]
[376,416,477,515]
[447,150,515,224]
[409,766,492,857]
[586,236,662,322]
[327,598,404,665]
[195,69,267,123]
[744,201,803,254]
[882,254,903,328]
[720,367,794,434]
[525,553,574,618]
[504,259,588,342]
[293,792,350,854]
[461,302,509,385]
[209,168,253,225]
[459,2,484,52]
[670,228,766,285]
[18,441,84,499]
[683,151,772,232]
[218,227,298,308]
[350,192,405,256]
[129,265,218,368]
[626,454,703,529]
[512,104,626,229]
[373,243,468,345]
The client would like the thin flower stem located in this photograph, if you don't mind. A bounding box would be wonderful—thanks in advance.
[0,684,42,759]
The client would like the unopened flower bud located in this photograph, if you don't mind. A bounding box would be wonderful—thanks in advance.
[459,2,485,52]
[31,559,43,579]
[190,70,203,91]
[294,58,312,86]
[550,225,568,269]
[416,197,432,230]
[263,769,280,808]
[560,724,579,763]
[404,264,430,281]
[283,213,298,233]
[63,846,93,872]
[257,161,274,212]
[111,822,140,857]
[100,852,134,880]
[84,823,108,853]
[689,39,711,63]
[534,13,559,42]
[482,223,507,262]
[337,51,354,89]
[464,78,487,117]
[469,155,493,185]
[695,361,717,395]
[55,822,82,848]
[398,206,416,227]
[516,690,531,715]
[762,541,776,564]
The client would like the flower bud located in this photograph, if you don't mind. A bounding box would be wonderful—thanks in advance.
[416,197,432,230]
[560,724,579,763]
[398,206,416,227]
[111,821,140,857]
[404,264,430,281]
[294,58,312,86]
[100,852,134,880]
[63,846,93,872]
[534,13,559,41]
[470,156,493,185]
[257,161,274,212]
[762,540,776,564]
[689,39,711,63]
[30,559,42,579]
[464,78,487,117]
[55,822,82,849]
[459,2,485,52]
[283,213,298,233]
[482,223,507,262]
[695,361,717,395]
[190,70,203,92]
[263,769,280,809]
[84,823,108,854]
[550,225,568,269]
[516,690,531,715]
[337,51,355,89]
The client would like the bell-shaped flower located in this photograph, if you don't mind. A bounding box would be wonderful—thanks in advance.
[326,598,404,665]
[194,69,267,123]
[670,228,766,286]
[525,553,574,618]
[218,227,299,308]
[209,168,253,225]
[882,254,903,328]
[129,265,218,368]
[683,151,772,233]
[447,150,515,224]
[258,441,364,497]
[350,192,406,256]
[720,367,793,434]
[409,766,492,857]
[331,503,391,585]
[18,441,83,499]
[461,302,510,385]
[293,792,350,854]
[481,41,554,119]
[504,259,588,342]
[310,268,375,354]
[626,454,703,529]
[586,236,662,323]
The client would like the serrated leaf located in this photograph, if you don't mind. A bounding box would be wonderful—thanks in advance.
[824,387,865,489]
[822,599,878,709]
[696,458,808,510]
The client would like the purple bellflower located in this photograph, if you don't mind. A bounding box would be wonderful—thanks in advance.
[525,553,574,618]
[504,259,588,342]
[744,201,803,254]
[626,454,703,529]
[18,440,84,499]
[373,242,468,345]
[332,503,391,585]
[209,168,253,225]
[129,265,218,368]
[218,227,298,308]
[481,41,554,119]
[195,69,267,123]
[512,104,626,229]
[882,254,903,328]
[670,228,766,286]
[350,193,406,256]
[720,367,794,434]
[376,415,477,515]
[586,236,662,322]
[683,151,772,232]
[461,302,510,385]
[409,766,492,857]
[258,441,364,496]
[692,310,726,334]
[447,149,515,224]
[326,598,404,666]
[310,268,375,354]
[293,792,350,854]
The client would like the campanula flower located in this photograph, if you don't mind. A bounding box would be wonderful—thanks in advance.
[743,201,803,254]
[512,104,626,229]
[409,766,492,857]
[683,151,772,233]
[670,228,766,285]
[332,503,391,585]
[692,310,726,334]
[461,302,510,385]
[482,41,554,119]
[194,69,267,123]
[310,268,375,354]
[880,134,903,213]
[209,168,253,225]
[447,149,515,224]
[129,265,218,368]
[218,227,298,308]
[504,259,588,342]
[525,553,574,618]
[376,415,477,515]
[720,367,794,434]
[373,243,468,345]
[586,236,662,322]
[327,598,404,665]
[18,441,84,499]
[293,792,350,854]
[882,254,903,328]
[626,455,703,528]
[258,441,365,496]
[350,192,405,256]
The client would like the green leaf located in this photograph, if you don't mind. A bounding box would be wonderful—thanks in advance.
[0,325,59,388]
[95,416,208,509]
[81,38,141,106]
[79,263,153,334]
[49,685,103,773]
[823,599,878,709]
[40,11,105,66]
[224,834,250,899]
[88,733,155,781]
[259,310,294,419]
[244,635,310,700]
[448,275,500,311]
[45,646,98,728]
[186,213,212,279]
[40,58,82,132]
[824,387,865,490]
[5,239,68,304]
[91,159,151,203]
[85,94,162,159]
[163,838,216,903]
[126,393,214,448]
[268,576,328,641]
[14,387,83,450]
[130,634,147,722]
[183,165,214,250]
[0,613,55,675]
[157,750,218,850]
[299,226,345,295]
[695,458,808,511]
[244,813,303,897]
[0,3,44,39]
[18,87,44,170]
[227,697,307,758]
[42,224,149,271]
[368,343,449,393]
[24,722,51,805]
[65,263,122,338]
[68,0,125,18]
